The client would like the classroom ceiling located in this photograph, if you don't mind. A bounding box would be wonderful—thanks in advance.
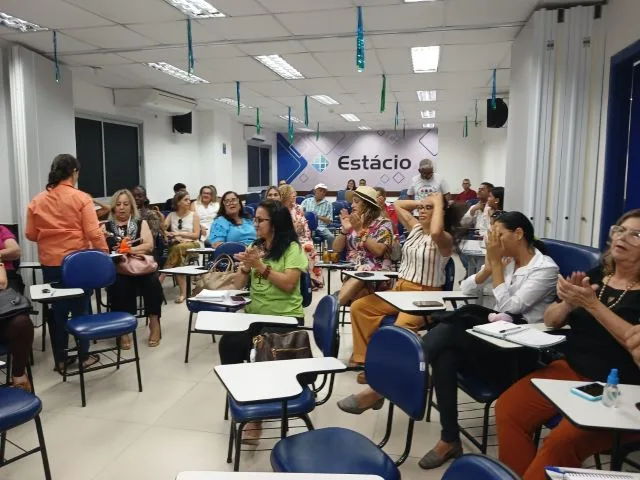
[0,0,600,132]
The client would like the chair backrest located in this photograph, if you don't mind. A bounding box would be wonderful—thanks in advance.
[246,192,261,205]
[295,196,305,205]
[466,198,479,206]
[398,189,408,200]
[300,271,312,307]
[366,326,428,420]
[442,454,520,480]
[247,202,259,212]
[312,295,339,357]
[61,250,116,289]
[244,205,255,217]
[213,242,246,259]
[336,190,346,201]
[304,211,318,232]
[443,257,455,291]
[541,238,601,278]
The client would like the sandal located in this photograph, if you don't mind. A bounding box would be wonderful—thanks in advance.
[11,377,33,393]
[174,295,185,304]
[82,354,100,369]
[148,321,162,347]
[241,421,263,445]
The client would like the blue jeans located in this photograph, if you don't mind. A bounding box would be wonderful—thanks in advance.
[315,228,335,249]
[41,266,91,364]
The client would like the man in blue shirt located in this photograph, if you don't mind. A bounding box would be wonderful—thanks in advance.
[301,183,334,249]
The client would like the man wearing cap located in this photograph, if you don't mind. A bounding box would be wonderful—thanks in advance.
[407,159,450,202]
[301,183,334,248]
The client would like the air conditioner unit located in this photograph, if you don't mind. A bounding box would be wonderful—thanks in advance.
[113,88,197,115]
[250,134,266,143]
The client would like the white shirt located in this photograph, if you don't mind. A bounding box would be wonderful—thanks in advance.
[460,248,559,323]
[407,173,449,201]
[194,201,219,239]
[168,211,195,233]
[461,203,492,236]
[398,224,450,287]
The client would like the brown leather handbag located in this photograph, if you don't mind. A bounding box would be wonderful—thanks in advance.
[252,330,312,362]
[116,254,158,276]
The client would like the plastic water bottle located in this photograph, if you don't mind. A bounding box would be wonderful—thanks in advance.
[602,368,620,408]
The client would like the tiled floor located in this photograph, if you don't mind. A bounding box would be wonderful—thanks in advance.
[2,265,490,480]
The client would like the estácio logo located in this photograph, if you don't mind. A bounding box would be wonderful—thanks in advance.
[338,154,411,171]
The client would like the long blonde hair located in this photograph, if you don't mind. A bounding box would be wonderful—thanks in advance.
[109,189,139,221]
[197,185,217,204]
[278,184,296,207]
[603,209,640,278]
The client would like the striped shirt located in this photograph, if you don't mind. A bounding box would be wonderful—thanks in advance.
[397,224,450,287]
[301,197,333,232]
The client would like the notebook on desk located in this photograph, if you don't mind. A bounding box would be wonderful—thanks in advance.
[472,320,566,348]
[545,466,640,479]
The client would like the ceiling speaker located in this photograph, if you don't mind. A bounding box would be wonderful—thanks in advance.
[486,98,508,128]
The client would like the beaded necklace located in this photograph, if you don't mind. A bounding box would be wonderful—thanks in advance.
[597,275,639,309]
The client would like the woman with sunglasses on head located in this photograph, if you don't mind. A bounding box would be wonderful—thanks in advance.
[333,186,394,306]
[337,193,454,409]
[416,211,558,470]
[496,210,640,480]
[191,185,219,242]
[208,191,256,247]
[159,190,201,303]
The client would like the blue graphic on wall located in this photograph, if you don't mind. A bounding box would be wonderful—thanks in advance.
[312,154,329,173]
[277,133,308,184]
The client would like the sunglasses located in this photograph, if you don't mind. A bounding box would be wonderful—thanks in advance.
[177,219,183,230]
[491,210,505,220]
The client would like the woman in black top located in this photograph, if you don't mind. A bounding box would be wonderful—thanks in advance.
[495,209,640,480]
[105,189,163,348]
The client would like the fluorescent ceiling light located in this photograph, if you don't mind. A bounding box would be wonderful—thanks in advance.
[215,97,251,109]
[163,0,225,18]
[411,46,440,73]
[278,114,304,124]
[311,95,339,105]
[147,62,209,84]
[420,110,436,119]
[341,114,360,122]
[0,12,48,32]
[417,90,437,102]
[299,127,313,132]
[423,123,436,128]
[255,55,304,80]
[358,126,371,130]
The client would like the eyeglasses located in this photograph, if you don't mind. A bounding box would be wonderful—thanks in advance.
[609,225,640,244]
[224,198,239,205]
[253,217,270,225]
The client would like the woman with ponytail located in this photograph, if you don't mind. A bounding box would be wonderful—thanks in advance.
[26,153,109,372]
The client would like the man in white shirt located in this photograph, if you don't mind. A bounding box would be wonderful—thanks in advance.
[460,182,494,237]
[407,159,450,202]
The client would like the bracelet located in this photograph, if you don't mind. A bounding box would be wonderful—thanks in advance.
[257,265,272,280]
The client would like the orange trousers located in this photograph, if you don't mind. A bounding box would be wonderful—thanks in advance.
[496,359,640,480]
[350,279,441,363]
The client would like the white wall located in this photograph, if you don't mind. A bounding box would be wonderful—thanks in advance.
[0,49,15,223]
[593,0,640,241]
[480,127,508,188]
[435,122,483,194]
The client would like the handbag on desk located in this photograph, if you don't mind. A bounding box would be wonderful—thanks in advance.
[0,288,32,320]
[116,254,158,276]
[192,254,237,295]
[252,330,312,362]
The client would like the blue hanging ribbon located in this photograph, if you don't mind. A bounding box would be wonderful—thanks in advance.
[288,107,294,144]
[304,96,309,127]
[356,6,365,72]
[53,31,60,84]
[256,108,261,135]
[316,121,320,141]
[394,102,399,130]
[187,19,194,75]
[491,69,497,110]
[402,119,406,139]
[236,81,240,116]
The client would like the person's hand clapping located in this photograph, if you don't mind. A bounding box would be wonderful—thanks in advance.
[340,209,353,233]
[234,247,263,270]
[556,274,599,311]
[349,213,363,231]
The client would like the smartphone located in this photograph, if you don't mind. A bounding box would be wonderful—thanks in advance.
[412,300,444,308]
[230,295,247,302]
[354,272,374,278]
[570,382,604,401]
[235,291,251,298]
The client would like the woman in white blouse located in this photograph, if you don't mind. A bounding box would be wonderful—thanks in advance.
[191,185,219,242]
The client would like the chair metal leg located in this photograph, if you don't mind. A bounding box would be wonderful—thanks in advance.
[594,453,603,469]
[301,414,315,431]
[211,334,216,344]
[116,337,122,370]
[425,381,434,422]
[76,338,87,407]
[184,311,194,363]
[41,317,47,352]
[132,331,143,393]
[480,402,492,454]
[0,430,6,464]
[34,415,52,480]
[226,421,235,464]
[224,395,229,420]
[234,422,245,472]
[533,426,542,447]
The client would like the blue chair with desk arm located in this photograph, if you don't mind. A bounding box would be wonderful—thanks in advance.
[226,294,340,471]
[270,325,427,478]
[60,250,142,407]
[441,454,519,480]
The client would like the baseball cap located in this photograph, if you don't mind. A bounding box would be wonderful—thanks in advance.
[314,183,328,190]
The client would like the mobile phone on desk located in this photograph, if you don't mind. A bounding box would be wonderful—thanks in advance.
[230,295,247,302]
[570,382,604,401]
[412,300,444,308]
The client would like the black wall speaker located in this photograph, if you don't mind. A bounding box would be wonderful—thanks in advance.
[172,112,192,134]
[486,98,508,128]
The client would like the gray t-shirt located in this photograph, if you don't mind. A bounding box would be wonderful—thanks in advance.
[406,173,449,201]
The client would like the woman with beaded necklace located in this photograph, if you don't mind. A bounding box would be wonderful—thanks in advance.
[496,209,640,480]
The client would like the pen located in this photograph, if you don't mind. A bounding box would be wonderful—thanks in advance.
[499,327,520,334]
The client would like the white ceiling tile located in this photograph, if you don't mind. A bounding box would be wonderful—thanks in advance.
[445,0,537,26]
[237,40,306,56]
[0,31,98,54]
[71,66,144,89]
[275,10,354,35]
[199,16,291,40]
[301,38,356,52]
[103,63,190,86]
[314,51,382,76]
[366,3,445,30]
[126,21,221,45]
[118,44,244,63]
[196,57,280,82]
[61,53,133,66]
[439,42,512,72]
[63,0,185,24]
[440,26,521,45]
[285,78,345,95]
[66,26,160,49]
[206,0,269,16]
[376,48,413,75]
[257,0,352,13]
[0,0,114,29]
[337,76,384,94]
[370,31,443,49]
[280,53,330,78]
[246,81,303,97]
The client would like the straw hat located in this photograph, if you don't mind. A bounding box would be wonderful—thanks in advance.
[353,186,380,208]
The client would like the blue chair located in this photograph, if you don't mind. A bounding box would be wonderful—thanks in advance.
[0,343,35,393]
[442,454,519,480]
[246,202,259,213]
[304,211,318,232]
[244,205,255,217]
[213,242,246,260]
[295,196,305,205]
[271,326,427,477]
[61,250,142,407]
[245,192,261,205]
[0,389,51,479]
[466,198,480,206]
[541,238,600,277]
[300,271,312,308]
[227,295,340,471]
[398,189,408,200]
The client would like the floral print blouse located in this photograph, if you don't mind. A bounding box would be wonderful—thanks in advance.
[346,216,393,271]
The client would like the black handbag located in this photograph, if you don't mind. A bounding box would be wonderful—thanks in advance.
[0,288,32,320]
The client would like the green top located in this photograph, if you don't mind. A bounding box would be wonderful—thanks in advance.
[246,241,309,318]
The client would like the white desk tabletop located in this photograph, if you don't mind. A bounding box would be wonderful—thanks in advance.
[316,262,356,269]
[195,312,298,333]
[18,261,42,269]
[177,473,383,480]
[545,467,640,479]
[532,378,640,432]
[215,357,346,403]
[466,322,567,350]
[30,284,85,302]
[160,265,208,276]
[187,247,216,253]
[375,290,477,314]
[343,270,399,282]
[460,239,486,257]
